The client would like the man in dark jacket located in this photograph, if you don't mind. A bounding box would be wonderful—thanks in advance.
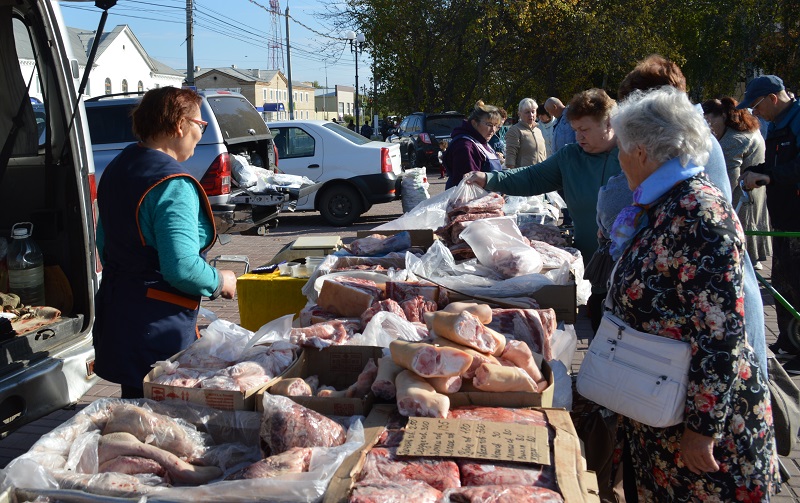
[360,120,374,138]
[740,75,800,360]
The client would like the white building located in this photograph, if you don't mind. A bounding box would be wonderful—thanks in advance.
[17,24,183,102]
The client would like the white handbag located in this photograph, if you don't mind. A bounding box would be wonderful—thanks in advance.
[577,298,692,428]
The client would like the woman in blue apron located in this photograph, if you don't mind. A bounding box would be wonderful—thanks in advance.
[93,87,237,398]
[443,100,504,188]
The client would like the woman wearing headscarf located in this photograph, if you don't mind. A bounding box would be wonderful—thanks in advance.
[608,85,779,501]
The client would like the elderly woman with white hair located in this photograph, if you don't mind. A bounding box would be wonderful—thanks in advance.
[607,86,780,500]
[503,98,547,169]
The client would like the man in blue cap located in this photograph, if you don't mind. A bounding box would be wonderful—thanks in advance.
[739,75,800,363]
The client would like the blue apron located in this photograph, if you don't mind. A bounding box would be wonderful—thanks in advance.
[93,144,216,388]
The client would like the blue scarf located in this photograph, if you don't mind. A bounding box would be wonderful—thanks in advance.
[609,157,704,260]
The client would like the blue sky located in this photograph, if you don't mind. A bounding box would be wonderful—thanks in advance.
[60,0,372,90]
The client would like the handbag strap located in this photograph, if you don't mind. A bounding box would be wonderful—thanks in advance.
[603,260,620,312]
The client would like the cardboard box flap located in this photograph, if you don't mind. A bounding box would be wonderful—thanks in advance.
[355,229,435,249]
[545,409,600,503]
[323,405,395,503]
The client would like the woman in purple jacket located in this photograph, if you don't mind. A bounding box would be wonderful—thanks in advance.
[442,101,503,188]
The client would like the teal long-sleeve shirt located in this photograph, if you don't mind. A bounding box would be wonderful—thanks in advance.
[96,176,219,297]
[485,143,621,263]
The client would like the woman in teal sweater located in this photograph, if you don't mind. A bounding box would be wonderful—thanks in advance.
[465,88,620,264]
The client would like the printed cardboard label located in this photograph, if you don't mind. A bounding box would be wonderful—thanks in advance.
[397,417,550,465]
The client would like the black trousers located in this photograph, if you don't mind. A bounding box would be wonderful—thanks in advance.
[120,384,144,399]
[772,235,800,348]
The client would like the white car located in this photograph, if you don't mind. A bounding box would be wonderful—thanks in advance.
[267,120,403,225]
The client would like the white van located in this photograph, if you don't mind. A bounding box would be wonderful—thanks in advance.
[0,0,100,436]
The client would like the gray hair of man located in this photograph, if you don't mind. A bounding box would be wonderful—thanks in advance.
[611,86,712,168]
[518,98,538,113]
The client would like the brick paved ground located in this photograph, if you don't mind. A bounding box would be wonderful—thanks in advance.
[2,174,799,500]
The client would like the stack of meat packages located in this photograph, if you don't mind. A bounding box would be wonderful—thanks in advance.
[150,339,298,393]
[435,192,505,260]
[42,397,351,497]
[349,406,564,502]
[369,302,555,419]
[292,276,448,348]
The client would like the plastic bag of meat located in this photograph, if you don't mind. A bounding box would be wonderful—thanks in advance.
[351,311,427,347]
[357,446,460,491]
[345,231,413,256]
[176,319,254,368]
[460,217,543,278]
[259,393,347,456]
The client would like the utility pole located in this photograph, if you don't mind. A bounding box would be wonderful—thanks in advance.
[185,0,194,87]
[285,3,294,120]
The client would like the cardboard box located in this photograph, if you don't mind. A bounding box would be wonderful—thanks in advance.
[445,359,554,409]
[143,346,292,411]
[323,406,599,503]
[355,228,436,249]
[257,345,384,416]
[448,282,578,324]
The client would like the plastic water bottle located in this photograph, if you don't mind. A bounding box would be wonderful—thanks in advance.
[7,222,45,306]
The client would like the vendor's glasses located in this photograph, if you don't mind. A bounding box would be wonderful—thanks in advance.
[481,120,501,130]
[751,96,767,111]
[186,117,208,133]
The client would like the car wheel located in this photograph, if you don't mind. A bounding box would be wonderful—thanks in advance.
[408,149,418,169]
[319,185,364,226]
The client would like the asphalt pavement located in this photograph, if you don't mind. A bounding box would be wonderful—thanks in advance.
[1,172,799,501]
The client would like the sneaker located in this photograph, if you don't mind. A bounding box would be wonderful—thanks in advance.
[782,358,800,375]
[753,262,763,270]
[769,341,798,359]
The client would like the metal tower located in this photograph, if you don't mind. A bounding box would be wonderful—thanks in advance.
[269,0,285,71]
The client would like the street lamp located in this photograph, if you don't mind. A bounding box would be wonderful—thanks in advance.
[346,31,366,130]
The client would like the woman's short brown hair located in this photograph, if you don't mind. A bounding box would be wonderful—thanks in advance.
[132,86,203,141]
[566,88,617,122]
[618,55,687,100]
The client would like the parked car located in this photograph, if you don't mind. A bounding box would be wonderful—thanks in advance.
[0,0,101,437]
[267,120,402,226]
[387,112,465,169]
[85,90,284,235]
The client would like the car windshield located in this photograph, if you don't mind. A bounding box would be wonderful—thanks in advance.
[205,95,272,139]
[323,122,371,144]
[426,116,464,136]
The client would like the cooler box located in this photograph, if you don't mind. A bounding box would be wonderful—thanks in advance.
[237,271,308,331]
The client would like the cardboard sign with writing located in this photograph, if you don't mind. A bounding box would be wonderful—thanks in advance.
[397,417,550,465]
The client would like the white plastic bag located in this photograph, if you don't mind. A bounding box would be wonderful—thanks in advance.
[350,311,427,347]
[459,216,543,278]
[231,154,258,188]
[401,168,430,213]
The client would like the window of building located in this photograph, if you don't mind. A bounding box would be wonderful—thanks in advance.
[263,89,267,101]
[121,79,128,94]
[138,81,144,92]
[104,78,111,95]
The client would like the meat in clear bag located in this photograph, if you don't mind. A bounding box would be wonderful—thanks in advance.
[459,216,543,278]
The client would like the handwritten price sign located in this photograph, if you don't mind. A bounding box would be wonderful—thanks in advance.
[397,417,550,465]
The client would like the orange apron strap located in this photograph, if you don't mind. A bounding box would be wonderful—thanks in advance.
[146,288,200,310]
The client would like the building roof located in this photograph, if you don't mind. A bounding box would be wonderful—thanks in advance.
[68,25,182,77]
[194,67,281,83]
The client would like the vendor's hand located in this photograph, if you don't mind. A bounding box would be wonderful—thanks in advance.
[739,171,769,190]
[680,428,719,475]
[219,270,237,300]
[463,171,488,188]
